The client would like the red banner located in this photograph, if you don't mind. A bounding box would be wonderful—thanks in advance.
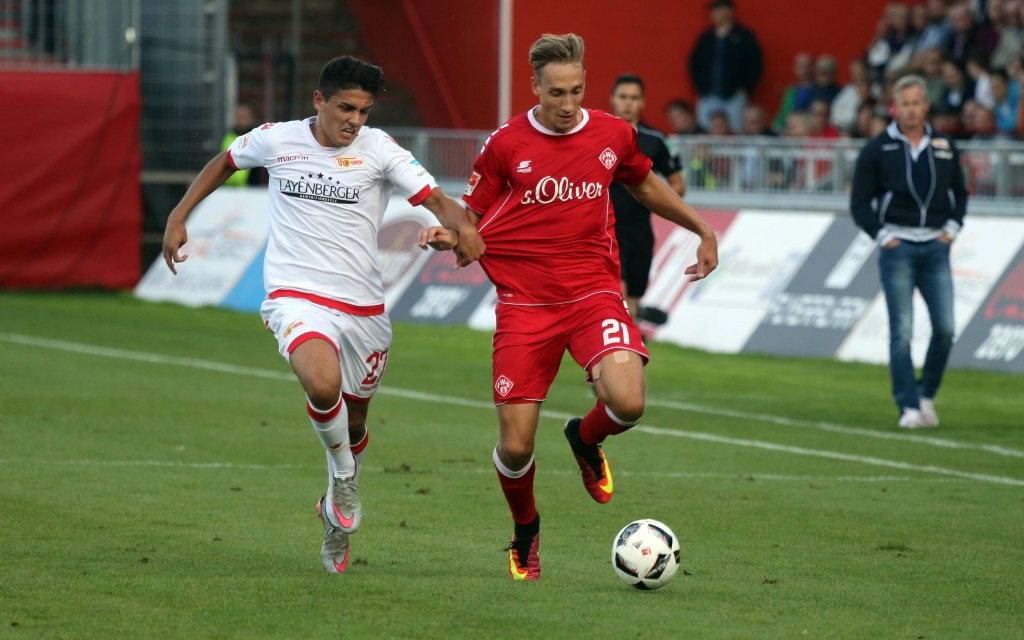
[0,71,142,289]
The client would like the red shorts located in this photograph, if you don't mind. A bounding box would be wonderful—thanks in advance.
[491,293,650,404]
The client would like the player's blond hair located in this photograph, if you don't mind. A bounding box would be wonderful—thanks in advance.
[529,33,585,77]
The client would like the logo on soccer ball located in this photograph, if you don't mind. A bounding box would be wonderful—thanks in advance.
[599,148,617,169]
[494,375,514,397]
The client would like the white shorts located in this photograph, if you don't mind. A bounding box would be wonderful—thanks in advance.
[260,297,393,404]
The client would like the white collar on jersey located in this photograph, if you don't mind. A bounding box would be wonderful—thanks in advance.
[527,107,590,135]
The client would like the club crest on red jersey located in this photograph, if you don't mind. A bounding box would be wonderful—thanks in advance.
[494,374,514,397]
[599,148,617,169]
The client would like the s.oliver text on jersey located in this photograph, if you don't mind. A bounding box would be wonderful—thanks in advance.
[521,176,603,205]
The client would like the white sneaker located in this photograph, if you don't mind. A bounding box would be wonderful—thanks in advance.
[898,408,926,429]
[919,398,939,427]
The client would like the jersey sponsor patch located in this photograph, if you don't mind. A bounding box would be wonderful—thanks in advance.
[465,171,481,196]
[882,143,900,151]
[931,138,950,150]
[408,157,428,178]
[494,374,514,397]
[239,134,250,150]
[599,148,617,169]
[935,150,953,159]
[335,155,365,170]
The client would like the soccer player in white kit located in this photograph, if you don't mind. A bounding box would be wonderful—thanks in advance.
[162,56,484,573]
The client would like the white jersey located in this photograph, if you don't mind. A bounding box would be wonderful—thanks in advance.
[227,118,436,315]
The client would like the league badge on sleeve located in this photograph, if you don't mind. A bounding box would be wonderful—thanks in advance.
[465,171,481,196]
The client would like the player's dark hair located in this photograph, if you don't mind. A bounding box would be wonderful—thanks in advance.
[529,33,585,77]
[613,74,645,96]
[318,56,384,99]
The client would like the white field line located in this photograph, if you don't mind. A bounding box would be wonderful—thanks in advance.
[0,458,969,483]
[2,332,1023,487]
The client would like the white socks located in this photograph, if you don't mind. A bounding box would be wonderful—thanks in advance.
[307,395,356,479]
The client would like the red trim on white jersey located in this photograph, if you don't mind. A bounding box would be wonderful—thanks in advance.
[343,392,372,405]
[270,289,385,317]
[287,331,339,356]
[225,149,239,171]
[408,184,432,206]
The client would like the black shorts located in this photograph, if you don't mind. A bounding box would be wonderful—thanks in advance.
[617,229,655,298]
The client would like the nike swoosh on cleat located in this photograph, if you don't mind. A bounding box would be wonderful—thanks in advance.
[335,549,349,573]
[332,502,355,529]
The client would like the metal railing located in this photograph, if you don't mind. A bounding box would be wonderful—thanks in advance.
[668,135,1024,216]
[381,129,1024,217]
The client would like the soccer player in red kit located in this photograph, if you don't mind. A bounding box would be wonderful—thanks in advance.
[420,33,718,580]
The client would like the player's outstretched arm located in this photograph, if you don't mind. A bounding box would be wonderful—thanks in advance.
[626,171,718,282]
[419,188,486,267]
[162,152,237,274]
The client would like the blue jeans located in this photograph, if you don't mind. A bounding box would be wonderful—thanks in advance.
[878,239,955,413]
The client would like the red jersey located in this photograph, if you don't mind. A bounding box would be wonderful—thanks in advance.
[462,108,652,305]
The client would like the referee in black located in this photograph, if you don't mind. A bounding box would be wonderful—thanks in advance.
[609,74,686,321]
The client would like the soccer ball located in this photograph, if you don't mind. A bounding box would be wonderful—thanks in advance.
[611,519,682,590]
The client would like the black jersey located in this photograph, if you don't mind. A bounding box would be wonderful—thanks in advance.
[610,123,682,236]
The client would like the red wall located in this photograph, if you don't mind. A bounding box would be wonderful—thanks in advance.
[0,71,142,289]
[348,0,499,130]
[351,0,891,132]
[510,0,892,132]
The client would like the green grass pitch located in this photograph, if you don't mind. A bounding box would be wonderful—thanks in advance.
[1,292,1022,639]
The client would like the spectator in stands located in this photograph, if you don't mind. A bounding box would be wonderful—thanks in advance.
[808,99,841,137]
[831,58,875,133]
[221,103,267,187]
[947,3,997,67]
[971,104,1000,137]
[917,47,949,105]
[772,52,815,131]
[915,0,953,54]
[811,55,843,105]
[688,0,764,132]
[966,53,995,107]
[742,104,776,136]
[707,109,734,135]
[739,104,778,189]
[990,0,1023,69]
[990,68,1020,132]
[938,59,976,113]
[850,74,966,429]
[868,3,918,78]
[664,99,706,135]
[851,100,881,138]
